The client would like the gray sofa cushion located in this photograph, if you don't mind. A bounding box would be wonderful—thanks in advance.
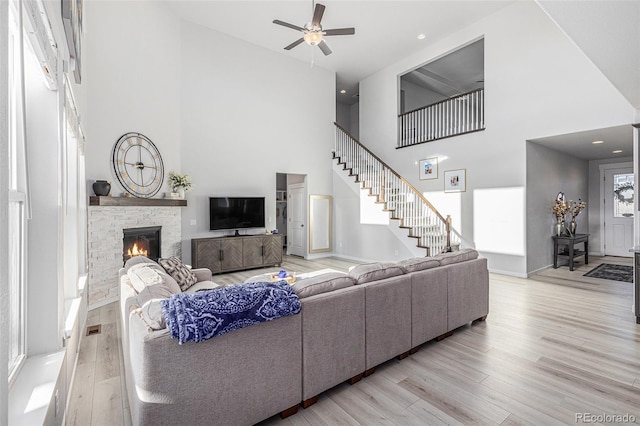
[398,257,440,273]
[348,262,404,284]
[127,263,180,294]
[159,256,198,291]
[434,248,479,266]
[292,272,355,298]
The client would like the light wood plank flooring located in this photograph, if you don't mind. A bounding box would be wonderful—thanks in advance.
[67,255,640,425]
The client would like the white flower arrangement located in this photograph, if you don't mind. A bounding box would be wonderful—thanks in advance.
[168,172,192,192]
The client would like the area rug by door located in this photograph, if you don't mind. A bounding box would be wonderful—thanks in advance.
[583,263,633,283]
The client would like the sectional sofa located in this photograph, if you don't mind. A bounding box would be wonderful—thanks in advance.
[119,249,488,425]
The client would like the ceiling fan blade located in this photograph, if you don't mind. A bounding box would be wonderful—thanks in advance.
[284,38,305,50]
[311,3,325,27]
[318,40,332,56]
[323,28,356,36]
[273,20,305,32]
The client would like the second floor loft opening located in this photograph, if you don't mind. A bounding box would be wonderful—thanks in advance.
[399,38,485,148]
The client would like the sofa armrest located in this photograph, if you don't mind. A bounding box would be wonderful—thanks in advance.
[192,268,212,282]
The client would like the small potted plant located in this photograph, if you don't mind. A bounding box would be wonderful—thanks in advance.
[168,172,192,199]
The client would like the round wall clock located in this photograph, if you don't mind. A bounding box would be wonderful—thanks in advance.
[111,132,165,198]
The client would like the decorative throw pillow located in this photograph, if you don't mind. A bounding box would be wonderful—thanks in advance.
[127,263,163,293]
[123,255,161,273]
[134,299,166,331]
[292,272,355,298]
[159,256,198,291]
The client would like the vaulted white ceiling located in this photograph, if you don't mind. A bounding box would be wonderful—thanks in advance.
[164,1,639,111]
[163,1,516,101]
[163,1,639,159]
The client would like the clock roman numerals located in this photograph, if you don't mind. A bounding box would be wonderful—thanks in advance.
[111,132,164,198]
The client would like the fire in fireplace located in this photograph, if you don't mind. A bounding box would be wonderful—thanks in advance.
[123,226,161,265]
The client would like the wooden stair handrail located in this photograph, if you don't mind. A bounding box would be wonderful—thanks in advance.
[334,122,450,228]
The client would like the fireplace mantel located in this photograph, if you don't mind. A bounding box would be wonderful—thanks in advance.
[89,196,187,207]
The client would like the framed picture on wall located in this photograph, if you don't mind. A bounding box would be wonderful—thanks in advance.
[444,169,466,193]
[419,157,438,180]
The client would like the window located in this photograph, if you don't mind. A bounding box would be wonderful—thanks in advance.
[613,173,634,218]
[7,0,27,381]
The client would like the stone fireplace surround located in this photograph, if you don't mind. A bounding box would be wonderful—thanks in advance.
[87,198,184,307]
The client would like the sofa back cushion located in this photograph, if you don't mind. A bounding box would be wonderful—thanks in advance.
[398,257,440,273]
[292,272,355,298]
[434,248,479,266]
[348,262,404,284]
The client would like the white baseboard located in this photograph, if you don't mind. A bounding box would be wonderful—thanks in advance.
[526,265,553,277]
[488,268,528,278]
[330,253,378,264]
[304,252,336,260]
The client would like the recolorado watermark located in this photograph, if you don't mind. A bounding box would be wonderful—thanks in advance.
[575,413,636,423]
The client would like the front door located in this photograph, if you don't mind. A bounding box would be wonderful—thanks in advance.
[287,183,306,257]
[604,167,634,257]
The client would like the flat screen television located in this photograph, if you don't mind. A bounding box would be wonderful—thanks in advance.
[209,197,265,231]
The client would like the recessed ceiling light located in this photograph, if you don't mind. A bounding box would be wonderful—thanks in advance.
[340,89,346,94]
[417,34,426,40]
[612,150,623,154]
[592,140,604,144]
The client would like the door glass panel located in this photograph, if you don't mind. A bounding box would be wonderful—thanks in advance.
[613,173,634,218]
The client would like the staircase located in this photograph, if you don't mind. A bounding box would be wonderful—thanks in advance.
[333,123,461,256]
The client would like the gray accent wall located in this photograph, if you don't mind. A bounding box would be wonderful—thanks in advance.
[526,142,588,274]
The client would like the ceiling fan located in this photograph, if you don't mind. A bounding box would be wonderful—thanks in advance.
[273,2,355,56]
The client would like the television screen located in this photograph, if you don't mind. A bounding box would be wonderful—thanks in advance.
[210,197,265,230]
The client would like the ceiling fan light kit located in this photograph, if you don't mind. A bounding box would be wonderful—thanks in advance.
[273,2,355,56]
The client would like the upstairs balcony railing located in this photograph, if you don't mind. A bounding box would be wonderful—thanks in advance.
[398,88,484,148]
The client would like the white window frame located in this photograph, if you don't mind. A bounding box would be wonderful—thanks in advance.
[7,0,28,384]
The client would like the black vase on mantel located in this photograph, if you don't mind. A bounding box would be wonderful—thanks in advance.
[93,180,111,196]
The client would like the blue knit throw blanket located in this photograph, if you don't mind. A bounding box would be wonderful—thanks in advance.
[160,281,301,344]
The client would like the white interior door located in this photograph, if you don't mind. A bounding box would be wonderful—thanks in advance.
[604,167,634,257]
[287,183,306,257]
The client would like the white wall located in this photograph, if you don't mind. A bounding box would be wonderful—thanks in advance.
[332,163,420,262]
[526,142,588,274]
[83,1,182,194]
[179,23,335,263]
[356,1,634,276]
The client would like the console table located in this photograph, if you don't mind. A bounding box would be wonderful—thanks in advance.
[191,234,283,274]
[552,233,589,271]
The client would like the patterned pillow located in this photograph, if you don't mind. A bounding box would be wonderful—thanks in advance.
[159,257,197,291]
